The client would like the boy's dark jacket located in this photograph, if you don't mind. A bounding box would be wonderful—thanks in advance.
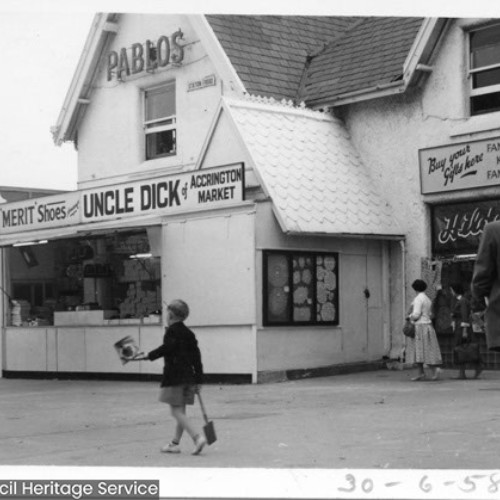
[147,322,203,386]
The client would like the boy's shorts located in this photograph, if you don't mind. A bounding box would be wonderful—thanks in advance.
[159,384,196,406]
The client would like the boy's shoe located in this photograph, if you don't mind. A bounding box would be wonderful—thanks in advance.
[192,435,207,455]
[161,442,181,454]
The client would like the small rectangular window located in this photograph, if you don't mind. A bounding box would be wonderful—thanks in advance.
[263,250,339,326]
[144,82,176,159]
[469,24,500,115]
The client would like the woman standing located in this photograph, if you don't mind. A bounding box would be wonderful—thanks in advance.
[450,283,483,380]
[405,279,443,381]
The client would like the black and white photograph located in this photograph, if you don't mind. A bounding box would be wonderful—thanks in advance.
[1,1,500,499]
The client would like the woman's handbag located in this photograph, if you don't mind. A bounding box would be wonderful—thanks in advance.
[453,342,480,364]
[403,318,416,338]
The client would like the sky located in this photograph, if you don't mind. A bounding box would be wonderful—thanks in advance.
[0,0,498,192]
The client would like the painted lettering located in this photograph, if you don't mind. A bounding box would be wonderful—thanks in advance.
[427,157,446,175]
[438,207,500,244]
[140,181,181,210]
[487,142,500,152]
[83,188,134,218]
[198,186,236,203]
[1,206,34,227]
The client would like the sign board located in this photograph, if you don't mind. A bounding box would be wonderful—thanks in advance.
[81,163,245,222]
[432,200,500,256]
[0,192,80,235]
[0,164,245,237]
[419,137,500,194]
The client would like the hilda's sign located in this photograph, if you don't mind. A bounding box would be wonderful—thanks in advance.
[419,137,500,194]
[107,30,185,81]
[432,200,500,256]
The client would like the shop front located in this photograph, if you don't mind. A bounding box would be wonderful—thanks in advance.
[0,164,253,381]
[419,136,500,368]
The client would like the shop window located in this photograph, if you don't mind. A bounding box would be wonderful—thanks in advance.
[469,24,500,115]
[144,82,176,160]
[263,250,339,326]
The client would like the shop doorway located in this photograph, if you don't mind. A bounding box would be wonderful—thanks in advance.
[433,258,500,369]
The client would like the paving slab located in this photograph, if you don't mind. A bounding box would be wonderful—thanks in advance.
[1,368,499,470]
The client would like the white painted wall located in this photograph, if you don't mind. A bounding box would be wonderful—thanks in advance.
[76,14,225,189]
[339,18,500,345]
[255,201,388,372]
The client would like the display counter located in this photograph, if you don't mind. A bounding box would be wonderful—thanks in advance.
[3,324,164,375]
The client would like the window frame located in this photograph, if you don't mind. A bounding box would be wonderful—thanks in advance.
[467,23,500,116]
[262,249,340,327]
[143,81,177,160]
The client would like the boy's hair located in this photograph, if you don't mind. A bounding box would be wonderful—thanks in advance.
[167,299,189,321]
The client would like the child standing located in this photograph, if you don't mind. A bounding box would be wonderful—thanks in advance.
[142,299,206,455]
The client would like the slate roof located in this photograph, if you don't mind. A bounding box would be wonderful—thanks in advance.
[206,15,358,102]
[224,96,402,237]
[206,15,424,107]
[302,16,425,106]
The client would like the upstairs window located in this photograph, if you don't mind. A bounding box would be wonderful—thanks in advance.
[263,250,339,326]
[469,24,500,115]
[144,82,176,160]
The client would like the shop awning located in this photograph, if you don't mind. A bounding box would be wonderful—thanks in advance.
[215,96,404,239]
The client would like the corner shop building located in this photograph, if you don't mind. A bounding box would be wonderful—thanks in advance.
[0,14,406,383]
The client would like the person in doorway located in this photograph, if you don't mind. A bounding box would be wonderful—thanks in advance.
[140,299,206,455]
[471,220,500,352]
[450,283,483,379]
[405,279,443,381]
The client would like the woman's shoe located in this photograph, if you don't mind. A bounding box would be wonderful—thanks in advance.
[431,368,442,381]
[192,434,207,455]
[474,365,484,379]
[411,374,426,381]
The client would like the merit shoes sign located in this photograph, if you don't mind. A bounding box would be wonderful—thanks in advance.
[419,137,500,194]
[0,164,245,234]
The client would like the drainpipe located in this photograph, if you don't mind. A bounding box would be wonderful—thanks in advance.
[400,239,406,320]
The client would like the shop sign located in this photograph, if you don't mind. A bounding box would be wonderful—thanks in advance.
[419,137,500,194]
[107,30,185,81]
[0,192,80,234]
[188,75,216,92]
[81,163,245,222]
[432,200,500,256]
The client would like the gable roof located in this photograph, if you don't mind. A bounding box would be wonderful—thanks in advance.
[301,16,425,106]
[205,15,359,102]
[213,96,403,237]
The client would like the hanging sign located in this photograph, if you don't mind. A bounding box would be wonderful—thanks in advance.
[432,200,500,256]
[81,163,245,222]
[0,192,80,235]
[419,137,500,194]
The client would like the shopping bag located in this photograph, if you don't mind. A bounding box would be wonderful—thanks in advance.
[453,342,480,364]
[402,318,415,338]
[197,391,217,445]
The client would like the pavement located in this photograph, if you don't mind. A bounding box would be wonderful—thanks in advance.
[1,366,500,472]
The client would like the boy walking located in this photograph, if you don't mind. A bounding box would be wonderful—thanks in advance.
[141,299,206,455]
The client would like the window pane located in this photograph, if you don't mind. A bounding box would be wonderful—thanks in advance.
[292,255,313,322]
[316,254,338,322]
[470,25,500,68]
[266,254,290,323]
[472,67,500,88]
[146,129,176,159]
[145,83,175,121]
[471,91,500,115]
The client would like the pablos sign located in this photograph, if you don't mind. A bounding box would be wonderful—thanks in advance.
[107,30,185,81]
[82,164,245,222]
[419,137,500,194]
